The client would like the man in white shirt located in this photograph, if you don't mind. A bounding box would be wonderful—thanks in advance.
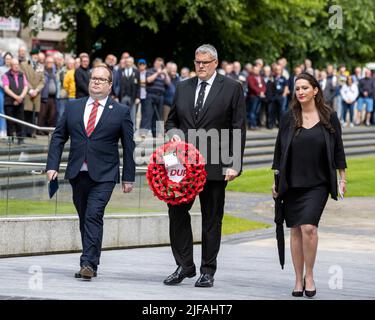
[46,64,135,280]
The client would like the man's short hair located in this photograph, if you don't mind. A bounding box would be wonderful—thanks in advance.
[195,44,218,60]
[91,63,113,83]
[79,52,89,59]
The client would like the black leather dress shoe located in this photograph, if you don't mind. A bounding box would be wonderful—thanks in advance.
[75,266,96,280]
[195,273,214,288]
[163,266,196,285]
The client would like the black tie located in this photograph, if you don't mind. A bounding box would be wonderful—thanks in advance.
[195,81,208,120]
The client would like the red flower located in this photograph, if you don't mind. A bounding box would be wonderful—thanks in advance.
[146,141,207,205]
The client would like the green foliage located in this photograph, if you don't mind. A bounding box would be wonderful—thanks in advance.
[3,0,374,67]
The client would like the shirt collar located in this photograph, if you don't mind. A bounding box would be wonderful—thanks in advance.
[87,96,108,107]
[198,71,217,87]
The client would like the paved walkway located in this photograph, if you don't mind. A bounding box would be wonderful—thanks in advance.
[0,193,374,300]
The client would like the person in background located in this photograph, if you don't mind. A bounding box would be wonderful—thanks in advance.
[262,65,275,129]
[145,57,171,137]
[20,48,45,138]
[357,68,375,126]
[233,61,247,97]
[18,46,28,63]
[39,56,57,129]
[340,76,358,127]
[105,54,117,71]
[137,59,149,138]
[304,59,314,75]
[320,70,336,110]
[180,67,190,81]
[54,52,69,123]
[92,57,103,68]
[74,57,81,70]
[113,56,140,131]
[163,62,179,121]
[75,53,91,99]
[2,58,28,144]
[352,67,362,84]
[63,57,77,100]
[278,57,290,79]
[38,52,46,65]
[272,64,289,125]
[0,52,13,138]
[246,64,266,130]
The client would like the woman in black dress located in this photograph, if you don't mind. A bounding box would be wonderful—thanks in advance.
[272,72,347,297]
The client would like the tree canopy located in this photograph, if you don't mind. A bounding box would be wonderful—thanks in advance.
[2,0,374,69]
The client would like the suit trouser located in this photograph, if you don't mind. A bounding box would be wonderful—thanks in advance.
[69,172,116,270]
[167,180,227,276]
[4,104,24,137]
[120,95,136,131]
[38,96,57,128]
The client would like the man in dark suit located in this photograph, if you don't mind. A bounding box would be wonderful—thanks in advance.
[164,44,246,287]
[46,64,135,280]
[113,56,140,130]
[74,53,91,99]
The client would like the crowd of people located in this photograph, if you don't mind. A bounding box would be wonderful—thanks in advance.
[0,46,374,144]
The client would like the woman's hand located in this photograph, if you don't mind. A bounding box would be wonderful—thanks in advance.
[339,180,347,195]
[272,183,278,198]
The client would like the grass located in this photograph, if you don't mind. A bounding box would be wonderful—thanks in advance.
[222,214,271,236]
[0,200,271,236]
[227,156,375,197]
[0,199,160,216]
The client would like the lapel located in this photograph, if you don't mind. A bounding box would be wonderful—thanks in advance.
[321,123,333,166]
[188,77,198,125]
[196,74,224,125]
[92,96,113,135]
[79,97,89,133]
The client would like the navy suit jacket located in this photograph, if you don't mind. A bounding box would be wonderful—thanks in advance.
[46,96,135,183]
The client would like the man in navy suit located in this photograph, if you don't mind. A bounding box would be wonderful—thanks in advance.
[46,64,135,280]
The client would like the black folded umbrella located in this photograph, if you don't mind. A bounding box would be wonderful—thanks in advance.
[274,171,285,270]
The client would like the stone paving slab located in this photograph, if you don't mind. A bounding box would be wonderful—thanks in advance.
[0,229,373,300]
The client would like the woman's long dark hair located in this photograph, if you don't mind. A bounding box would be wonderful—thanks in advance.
[290,72,335,134]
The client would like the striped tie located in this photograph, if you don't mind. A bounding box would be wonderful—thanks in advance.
[86,100,99,137]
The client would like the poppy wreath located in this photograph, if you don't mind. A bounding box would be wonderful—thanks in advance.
[146,141,207,205]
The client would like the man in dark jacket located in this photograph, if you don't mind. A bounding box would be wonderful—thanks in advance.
[74,53,91,99]
[113,56,140,130]
[357,68,375,126]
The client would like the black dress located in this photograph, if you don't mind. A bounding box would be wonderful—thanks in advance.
[284,122,330,228]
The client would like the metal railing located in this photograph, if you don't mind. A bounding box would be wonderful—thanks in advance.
[0,113,55,133]
[0,161,148,172]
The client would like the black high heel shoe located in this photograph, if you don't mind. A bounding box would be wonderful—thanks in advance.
[304,277,316,298]
[292,280,305,297]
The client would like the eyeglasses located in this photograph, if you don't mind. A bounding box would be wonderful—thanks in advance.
[193,59,216,66]
[90,77,110,84]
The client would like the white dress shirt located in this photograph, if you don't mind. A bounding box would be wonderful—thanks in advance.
[194,71,217,107]
[80,96,108,171]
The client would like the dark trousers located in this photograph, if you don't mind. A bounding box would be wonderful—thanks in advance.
[167,180,227,276]
[69,172,115,271]
[143,94,164,137]
[24,110,37,137]
[4,103,24,137]
[38,96,57,128]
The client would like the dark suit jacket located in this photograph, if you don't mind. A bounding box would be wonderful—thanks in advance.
[272,110,347,200]
[113,67,140,103]
[165,73,246,181]
[46,97,136,183]
[74,66,90,99]
[321,77,336,105]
